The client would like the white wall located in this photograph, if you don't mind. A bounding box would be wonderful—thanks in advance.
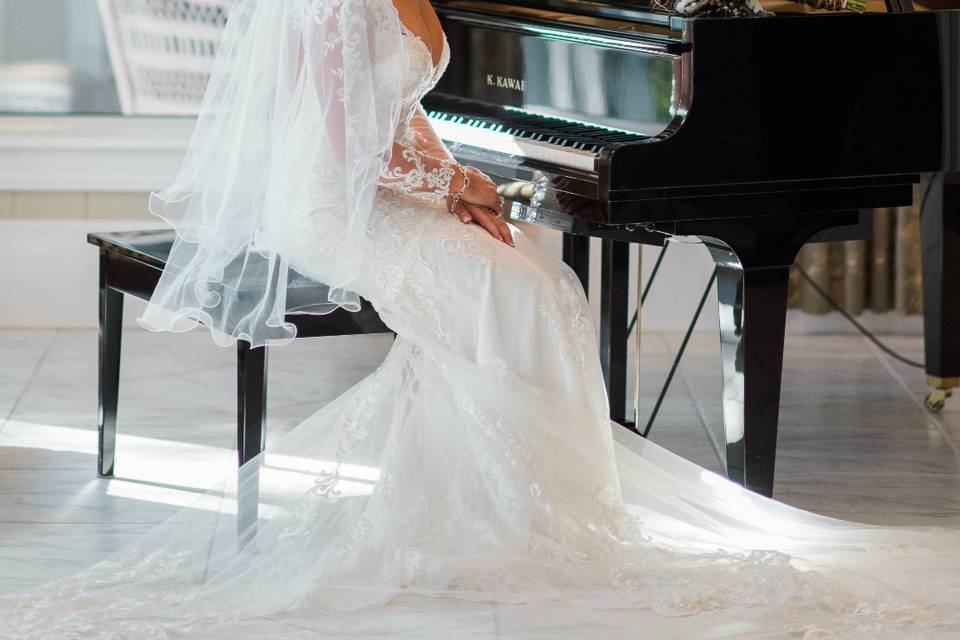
[0,218,164,329]
[0,215,728,334]
[521,223,720,333]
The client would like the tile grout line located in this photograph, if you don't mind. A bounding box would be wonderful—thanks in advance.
[122,363,236,383]
[0,331,60,438]
[861,333,960,461]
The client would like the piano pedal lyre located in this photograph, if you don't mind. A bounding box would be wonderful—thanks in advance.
[925,376,959,413]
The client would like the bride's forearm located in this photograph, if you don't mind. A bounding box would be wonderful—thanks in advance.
[378,105,464,205]
[403,105,453,163]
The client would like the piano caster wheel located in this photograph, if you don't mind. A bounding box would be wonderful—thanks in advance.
[925,376,959,413]
[925,390,949,413]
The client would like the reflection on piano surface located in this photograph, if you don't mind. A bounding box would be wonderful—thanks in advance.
[425,0,960,496]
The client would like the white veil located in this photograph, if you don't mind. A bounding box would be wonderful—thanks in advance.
[139,0,405,347]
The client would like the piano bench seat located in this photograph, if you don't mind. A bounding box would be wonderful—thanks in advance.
[87,229,391,478]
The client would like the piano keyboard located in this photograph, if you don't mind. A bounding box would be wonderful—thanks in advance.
[424,100,648,173]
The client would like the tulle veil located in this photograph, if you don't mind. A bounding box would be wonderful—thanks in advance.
[139,0,407,347]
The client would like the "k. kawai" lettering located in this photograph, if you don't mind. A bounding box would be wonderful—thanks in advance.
[486,74,525,92]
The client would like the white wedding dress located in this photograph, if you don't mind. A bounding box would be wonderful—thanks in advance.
[4,7,960,640]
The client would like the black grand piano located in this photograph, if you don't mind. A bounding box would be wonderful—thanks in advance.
[421,0,960,496]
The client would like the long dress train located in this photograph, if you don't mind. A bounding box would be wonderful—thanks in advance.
[3,10,960,640]
[4,187,960,639]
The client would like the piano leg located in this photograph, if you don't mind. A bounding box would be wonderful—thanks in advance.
[920,172,960,412]
[97,253,123,479]
[600,239,630,425]
[708,245,790,497]
[694,211,859,496]
[562,232,590,293]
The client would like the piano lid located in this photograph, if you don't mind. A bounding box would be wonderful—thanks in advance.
[436,0,680,31]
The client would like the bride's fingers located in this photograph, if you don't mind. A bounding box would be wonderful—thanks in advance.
[487,207,512,246]
[466,203,514,247]
[452,201,472,224]
[496,216,515,247]
[465,203,506,244]
[484,207,513,246]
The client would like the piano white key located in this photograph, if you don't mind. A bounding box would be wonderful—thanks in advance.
[428,117,598,172]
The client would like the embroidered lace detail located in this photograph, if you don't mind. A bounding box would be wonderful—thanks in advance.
[379,138,456,204]
[291,0,337,31]
[539,268,592,371]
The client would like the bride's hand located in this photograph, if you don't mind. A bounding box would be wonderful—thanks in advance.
[448,165,513,246]
[451,199,514,247]
[460,166,502,212]
[447,166,503,217]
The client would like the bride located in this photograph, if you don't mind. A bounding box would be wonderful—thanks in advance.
[4,0,959,637]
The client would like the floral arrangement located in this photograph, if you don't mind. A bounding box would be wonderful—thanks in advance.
[672,0,867,17]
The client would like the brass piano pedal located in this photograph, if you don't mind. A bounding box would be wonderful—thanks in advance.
[924,376,959,413]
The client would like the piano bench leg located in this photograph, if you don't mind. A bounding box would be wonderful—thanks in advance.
[237,341,267,539]
[237,340,268,467]
[237,458,261,547]
[98,283,123,480]
[710,246,790,498]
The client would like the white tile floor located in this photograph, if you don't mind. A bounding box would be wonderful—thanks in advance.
[0,328,958,596]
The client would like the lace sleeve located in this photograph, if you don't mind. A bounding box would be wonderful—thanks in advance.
[379,104,460,206]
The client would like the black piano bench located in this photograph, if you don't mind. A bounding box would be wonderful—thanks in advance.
[88,230,390,478]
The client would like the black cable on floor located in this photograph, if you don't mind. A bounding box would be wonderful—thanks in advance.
[794,263,924,369]
[633,242,925,439]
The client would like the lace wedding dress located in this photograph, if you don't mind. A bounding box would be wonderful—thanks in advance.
[4,1,960,638]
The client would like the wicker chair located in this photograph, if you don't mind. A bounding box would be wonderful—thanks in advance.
[96,0,234,115]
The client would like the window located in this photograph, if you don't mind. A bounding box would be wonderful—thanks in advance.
[0,0,121,114]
